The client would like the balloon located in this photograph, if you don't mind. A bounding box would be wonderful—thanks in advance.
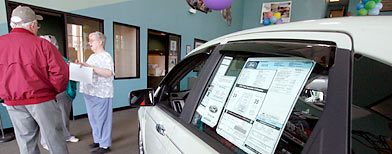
[263,19,270,25]
[203,0,233,10]
[266,12,273,19]
[357,8,368,16]
[357,3,365,10]
[275,19,283,24]
[374,0,382,3]
[273,12,281,20]
[270,16,277,23]
[362,0,369,4]
[365,1,376,10]
[376,2,383,10]
[368,8,380,15]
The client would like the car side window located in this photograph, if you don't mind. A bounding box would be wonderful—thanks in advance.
[156,46,216,116]
[191,50,331,154]
[351,54,392,154]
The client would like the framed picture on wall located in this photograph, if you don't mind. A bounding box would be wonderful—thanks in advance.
[194,39,207,49]
[260,1,292,24]
[170,40,177,51]
[186,45,192,55]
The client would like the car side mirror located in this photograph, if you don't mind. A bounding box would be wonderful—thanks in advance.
[129,88,155,107]
[303,75,328,105]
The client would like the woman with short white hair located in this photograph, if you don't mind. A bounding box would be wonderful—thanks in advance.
[79,31,114,154]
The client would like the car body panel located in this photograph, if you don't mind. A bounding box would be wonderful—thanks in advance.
[139,106,181,154]
[140,106,218,154]
[136,16,392,154]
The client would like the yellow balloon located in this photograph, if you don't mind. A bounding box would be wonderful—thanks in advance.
[273,12,281,20]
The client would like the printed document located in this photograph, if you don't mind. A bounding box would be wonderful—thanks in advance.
[216,57,314,154]
[69,63,93,84]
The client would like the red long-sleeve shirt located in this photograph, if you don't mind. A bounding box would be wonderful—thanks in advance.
[0,28,69,106]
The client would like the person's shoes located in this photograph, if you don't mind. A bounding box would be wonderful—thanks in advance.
[89,143,99,149]
[66,136,79,143]
[43,145,49,150]
[91,147,111,154]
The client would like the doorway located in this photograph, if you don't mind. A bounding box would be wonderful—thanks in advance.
[147,29,181,89]
[6,2,103,61]
[7,3,66,57]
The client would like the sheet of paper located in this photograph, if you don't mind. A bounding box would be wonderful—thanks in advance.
[196,56,233,116]
[69,63,93,84]
[216,111,253,146]
[216,57,314,154]
[201,76,236,127]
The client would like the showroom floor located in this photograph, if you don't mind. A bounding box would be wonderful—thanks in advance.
[0,108,139,154]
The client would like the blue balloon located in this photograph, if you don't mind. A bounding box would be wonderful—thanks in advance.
[362,0,369,4]
[270,16,277,23]
[376,2,383,10]
[263,19,270,25]
[357,3,365,10]
[368,8,380,15]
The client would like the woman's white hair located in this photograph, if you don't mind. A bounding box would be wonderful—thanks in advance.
[89,31,106,48]
[40,35,59,49]
[10,20,36,30]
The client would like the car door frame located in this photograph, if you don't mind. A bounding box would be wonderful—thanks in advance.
[150,31,353,154]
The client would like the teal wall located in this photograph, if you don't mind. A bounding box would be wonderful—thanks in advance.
[0,22,11,129]
[0,0,244,128]
[68,0,245,116]
[242,0,328,29]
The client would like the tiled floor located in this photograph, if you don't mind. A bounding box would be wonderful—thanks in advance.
[0,108,139,154]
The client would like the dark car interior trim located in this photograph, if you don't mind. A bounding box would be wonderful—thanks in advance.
[301,48,352,154]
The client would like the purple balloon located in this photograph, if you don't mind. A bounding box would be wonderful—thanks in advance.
[275,19,283,24]
[203,0,234,10]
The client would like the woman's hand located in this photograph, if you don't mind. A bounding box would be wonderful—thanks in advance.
[73,62,94,69]
[79,62,93,68]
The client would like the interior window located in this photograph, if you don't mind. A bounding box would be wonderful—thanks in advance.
[113,22,140,79]
[191,50,330,154]
[351,54,392,154]
[66,16,102,63]
[157,46,215,116]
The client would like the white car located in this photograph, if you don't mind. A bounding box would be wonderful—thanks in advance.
[130,16,392,154]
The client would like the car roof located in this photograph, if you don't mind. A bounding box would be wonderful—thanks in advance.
[193,16,392,66]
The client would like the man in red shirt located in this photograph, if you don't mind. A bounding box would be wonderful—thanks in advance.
[0,6,69,154]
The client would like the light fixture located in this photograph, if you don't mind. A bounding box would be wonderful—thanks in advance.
[329,0,340,2]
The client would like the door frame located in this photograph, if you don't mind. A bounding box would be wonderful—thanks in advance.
[6,1,104,60]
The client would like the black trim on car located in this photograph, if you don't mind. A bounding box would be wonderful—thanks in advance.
[301,48,352,154]
[181,45,224,123]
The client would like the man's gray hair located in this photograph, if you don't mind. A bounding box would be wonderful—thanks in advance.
[40,35,59,49]
[10,20,36,30]
[89,31,106,48]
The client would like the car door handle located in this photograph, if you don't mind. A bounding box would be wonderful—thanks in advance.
[156,124,165,136]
